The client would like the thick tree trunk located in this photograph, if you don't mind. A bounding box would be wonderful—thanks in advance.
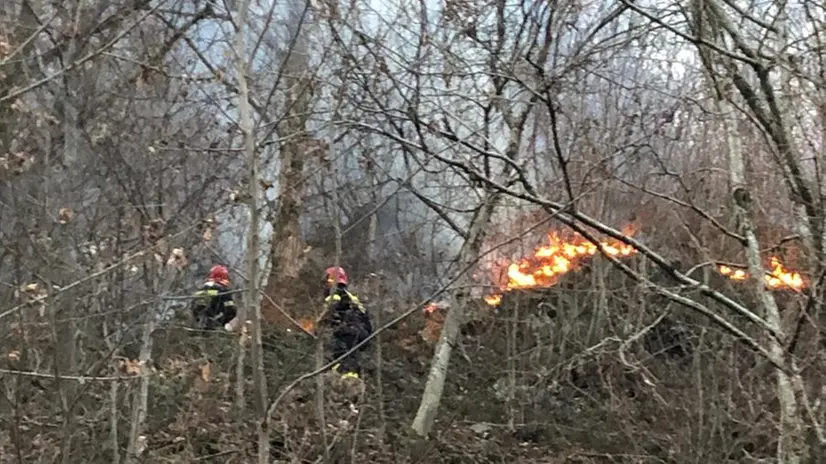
[262,52,315,326]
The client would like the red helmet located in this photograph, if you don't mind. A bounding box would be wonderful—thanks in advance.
[209,265,230,283]
[324,266,348,287]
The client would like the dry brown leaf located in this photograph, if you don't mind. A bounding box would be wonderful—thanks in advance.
[9,322,22,336]
[166,248,187,269]
[7,350,20,362]
[200,361,211,382]
[0,152,34,175]
[202,227,213,242]
[122,359,142,375]
[58,207,73,224]
[20,283,47,317]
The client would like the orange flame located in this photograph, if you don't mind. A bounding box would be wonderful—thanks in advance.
[483,231,806,307]
[719,257,804,291]
[297,318,315,333]
[484,294,502,306]
[483,232,636,306]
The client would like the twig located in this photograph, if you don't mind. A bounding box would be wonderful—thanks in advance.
[193,449,239,461]
[0,368,144,382]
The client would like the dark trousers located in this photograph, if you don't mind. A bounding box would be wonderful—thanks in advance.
[194,306,236,330]
[327,326,369,375]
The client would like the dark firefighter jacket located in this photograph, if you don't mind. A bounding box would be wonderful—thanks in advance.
[191,280,237,330]
[321,287,373,339]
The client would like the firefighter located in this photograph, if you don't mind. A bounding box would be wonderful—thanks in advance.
[191,264,238,331]
[319,266,373,381]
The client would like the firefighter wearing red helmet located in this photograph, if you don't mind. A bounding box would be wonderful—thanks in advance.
[319,266,373,380]
[191,264,238,331]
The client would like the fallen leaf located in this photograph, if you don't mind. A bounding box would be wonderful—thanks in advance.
[58,207,73,224]
[166,248,187,270]
[201,361,211,382]
[122,359,142,375]
[0,152,34,174]
[7,350,20,362]
[202,227,213,242]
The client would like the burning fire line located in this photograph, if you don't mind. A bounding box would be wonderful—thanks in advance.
[482,233,805,307]
[719,257,804,291]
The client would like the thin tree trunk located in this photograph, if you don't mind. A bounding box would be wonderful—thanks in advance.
[506,297,518,432]
[101,268,121,463]
[235,327,247,417]
[233,0,270,461]
[411,193,500,437]
[124,297,155,464]
[110,379,120,464]
[315,338,330,462]
[363,151,386,444]
[720,99,806,463]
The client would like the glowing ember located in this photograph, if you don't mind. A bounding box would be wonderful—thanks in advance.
[424,301,450,315]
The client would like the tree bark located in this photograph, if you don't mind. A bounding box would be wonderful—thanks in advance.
[262,31,315,326]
